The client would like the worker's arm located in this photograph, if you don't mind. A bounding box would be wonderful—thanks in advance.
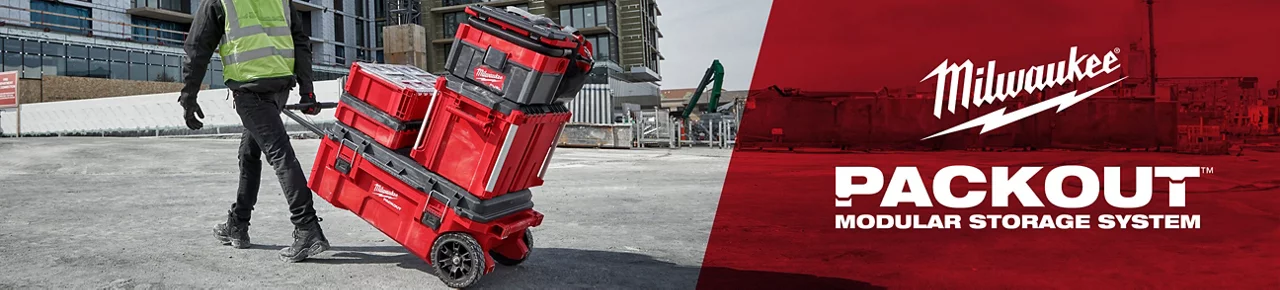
[290,6,315,96]
[180,0,225,97]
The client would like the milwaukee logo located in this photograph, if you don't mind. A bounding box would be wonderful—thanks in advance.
[373,184,402,211]
[921,46,1126,140]
[473,66,506,91]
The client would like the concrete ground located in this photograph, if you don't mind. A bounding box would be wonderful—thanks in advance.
[0,138,730,289]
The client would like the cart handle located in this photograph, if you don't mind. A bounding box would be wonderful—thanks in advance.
[280,102,339,136]
[284,102,338,111]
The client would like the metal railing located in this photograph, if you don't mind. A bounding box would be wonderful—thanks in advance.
[631,108,677,148]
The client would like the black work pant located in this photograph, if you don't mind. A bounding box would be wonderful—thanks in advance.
[228,90,318,227]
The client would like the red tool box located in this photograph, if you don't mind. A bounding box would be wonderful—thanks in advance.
[343,62,438,121]
[307,122,542,288]
[411,75,571,199]
[445,5,594,105]
[332,93,423,150]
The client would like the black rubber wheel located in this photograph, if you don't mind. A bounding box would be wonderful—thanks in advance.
[491,229,533,266]
[431,232,485,288]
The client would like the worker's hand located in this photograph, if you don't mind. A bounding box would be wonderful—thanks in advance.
[178,93,205,130]
[299,92,320,115]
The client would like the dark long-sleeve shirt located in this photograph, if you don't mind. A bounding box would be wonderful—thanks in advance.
[180,0,314,96]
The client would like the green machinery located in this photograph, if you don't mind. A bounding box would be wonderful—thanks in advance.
[681,59,725,119]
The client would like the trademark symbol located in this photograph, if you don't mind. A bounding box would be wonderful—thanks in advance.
[1114,47,1122,54]
[1202,167,1214,174]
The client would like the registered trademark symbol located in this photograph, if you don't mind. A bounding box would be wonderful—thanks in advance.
[1201,167,1214,174]
[1114,47,1122,54]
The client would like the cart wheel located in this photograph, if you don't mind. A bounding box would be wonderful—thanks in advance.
[431,232,485,288]
[491,229,533,266]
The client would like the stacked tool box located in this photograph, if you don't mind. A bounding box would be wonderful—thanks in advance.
[304,5,593,289]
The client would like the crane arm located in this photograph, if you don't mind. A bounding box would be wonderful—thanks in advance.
[682,59,726,119]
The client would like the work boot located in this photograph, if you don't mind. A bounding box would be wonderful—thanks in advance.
[213,213,251,249]
[278,218,329,263]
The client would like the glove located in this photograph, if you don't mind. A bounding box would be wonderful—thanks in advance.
[299,92,320,115]
[178,93,204,130]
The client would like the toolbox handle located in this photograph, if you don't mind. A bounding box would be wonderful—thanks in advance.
[465,17,571,57]
[447,106,491,127]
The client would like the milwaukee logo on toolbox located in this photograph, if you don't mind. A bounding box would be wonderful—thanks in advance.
[473,66,507,91]
[920,46,1126,140]
[373,183,402,211]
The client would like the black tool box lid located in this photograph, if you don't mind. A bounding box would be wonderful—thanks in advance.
[465,5,575,43]
[327,122,534,223]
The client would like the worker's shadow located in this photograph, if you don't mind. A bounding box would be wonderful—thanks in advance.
[254,245,883,289]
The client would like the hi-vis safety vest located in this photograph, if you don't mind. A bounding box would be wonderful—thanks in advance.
[218,0,295,82]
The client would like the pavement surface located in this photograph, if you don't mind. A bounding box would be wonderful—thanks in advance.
[0,137,731,289]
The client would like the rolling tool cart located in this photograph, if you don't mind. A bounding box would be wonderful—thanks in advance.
[278,4,594,288]
[283,105,542,289]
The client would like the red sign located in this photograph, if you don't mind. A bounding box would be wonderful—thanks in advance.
[0,71,17,108]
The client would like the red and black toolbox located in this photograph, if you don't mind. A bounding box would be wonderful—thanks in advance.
[307,121,542,288]
[344,62,438,121]
[445,5,594,105]
[411,75,571,200]
[332,93,422,150]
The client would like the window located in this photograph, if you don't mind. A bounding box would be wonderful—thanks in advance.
[334,0,344,12]
[357,20,367,48]
[375,0,386,19]
[133,0,191,14]
[375,20,386,47]
[559,1,608,29]
[133,17,189,46]
[584,34,618,63]
[355,0,365,18]
[442,12,467,38]
[376,50,384,63]
[335,16,346,43]
[335,45,346,65]
[30,0,93,34]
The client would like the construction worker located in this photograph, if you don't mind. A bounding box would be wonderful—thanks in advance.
[177,0,328,262]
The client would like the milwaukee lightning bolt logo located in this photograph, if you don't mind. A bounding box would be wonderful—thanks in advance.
[921,46,1127,140]
[372,183,402,211]
[473,66,507,91]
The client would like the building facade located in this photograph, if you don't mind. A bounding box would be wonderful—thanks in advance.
[391,0,663,107]
[0,0,379,97]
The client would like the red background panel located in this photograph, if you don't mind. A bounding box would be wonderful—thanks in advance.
[700,0,1280,288]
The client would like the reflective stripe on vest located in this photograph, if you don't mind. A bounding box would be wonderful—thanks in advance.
[219,0,295,82]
